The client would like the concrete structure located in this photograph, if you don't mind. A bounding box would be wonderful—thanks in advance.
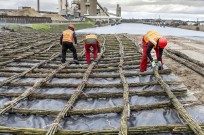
[37,0,40,12]
[80,0,97,16]
[86,15,122,24]
[0,15,52,23]
[56,0,122,21]
[70,0,80,18]
[116,4,121,17]
[97,7,108,16]
[58,0,68,15]
[18,7,31,10]
[97,2,109,16]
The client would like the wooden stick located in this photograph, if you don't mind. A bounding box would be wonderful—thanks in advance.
[167,49,204,68]
[0,69,172,78]
[165,50,204,76]
[0,53,60,86]
[5,81,181,88]
[1,124,204,135]
[0,39,55,56]
[116,35,130,135]
[0,89,187,100]
[0,43,57,66]
[2,101,199,116]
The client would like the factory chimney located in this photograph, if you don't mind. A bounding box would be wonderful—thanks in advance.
[116,4,121,17]
[37,0,40,12]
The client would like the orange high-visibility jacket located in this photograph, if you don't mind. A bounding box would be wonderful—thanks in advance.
[62,29,74,43]
[84,34,100,45]
[143,31,161,48]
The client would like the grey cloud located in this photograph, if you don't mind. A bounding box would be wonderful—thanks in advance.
[0,0,58,11]
[121,4,204,14]
[98,0,204,14]
[1,0,204,15]
[124,0,204,7]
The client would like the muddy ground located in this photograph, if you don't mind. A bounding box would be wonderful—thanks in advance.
[164,37,204,103]
[164,55,204,102]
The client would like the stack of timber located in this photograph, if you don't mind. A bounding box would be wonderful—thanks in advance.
[0,32,204,135]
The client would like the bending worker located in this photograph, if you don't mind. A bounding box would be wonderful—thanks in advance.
[60,24,79,64]
[140,30,167,72]
[83,34,100,64]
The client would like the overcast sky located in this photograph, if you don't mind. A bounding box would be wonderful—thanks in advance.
[1,0,204,21]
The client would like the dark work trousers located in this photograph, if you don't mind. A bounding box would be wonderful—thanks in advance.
[61,42,78,63]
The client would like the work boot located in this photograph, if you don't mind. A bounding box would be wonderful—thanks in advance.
[61,60,65,64]
[158,66,163,70]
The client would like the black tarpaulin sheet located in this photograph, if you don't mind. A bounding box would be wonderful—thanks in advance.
[0,67,203,133]
[129,108,183,127]
[0,114,55,129]
[61,113,121,130]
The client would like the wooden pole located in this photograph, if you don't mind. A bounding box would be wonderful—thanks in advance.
[0,124,204,135]
[116,35,130,135]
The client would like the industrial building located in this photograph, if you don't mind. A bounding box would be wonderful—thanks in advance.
[58,0,121,19]
[0,0,122,23]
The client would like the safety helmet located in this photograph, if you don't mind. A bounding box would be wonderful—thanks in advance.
[68,24,75,29]
[158,37,167,48]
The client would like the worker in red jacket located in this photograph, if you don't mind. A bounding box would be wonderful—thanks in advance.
[83,34,100,64]
[60,24,79,64]
[140,30,168,72]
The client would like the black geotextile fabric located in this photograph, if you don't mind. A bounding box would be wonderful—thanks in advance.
[0,106,204,131]
[0,65,204,133]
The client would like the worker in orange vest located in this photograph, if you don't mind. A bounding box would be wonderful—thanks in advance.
[60,24,79,64]
[83,34,100,64]
[140,30,168,72]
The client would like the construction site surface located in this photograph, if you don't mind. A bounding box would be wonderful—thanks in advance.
[0,32,204,135]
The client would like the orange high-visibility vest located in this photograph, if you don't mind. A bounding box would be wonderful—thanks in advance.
[144,31,161,48]
[85,34,97,40]
[84,34,99,45]
[62,29,74,43]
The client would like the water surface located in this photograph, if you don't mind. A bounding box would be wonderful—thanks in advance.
[77,23,204,40]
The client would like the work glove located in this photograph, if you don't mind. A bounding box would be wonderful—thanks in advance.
[157,61,162,67]
[151,61,156,68]
[157,61,163,70]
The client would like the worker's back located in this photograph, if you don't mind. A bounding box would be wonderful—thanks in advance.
[85,34,98,45]
[143,30,161,46]
[62,29,74,43]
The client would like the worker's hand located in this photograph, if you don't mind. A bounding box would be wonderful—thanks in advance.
[151,61,156,68]
[157,61,162,67]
